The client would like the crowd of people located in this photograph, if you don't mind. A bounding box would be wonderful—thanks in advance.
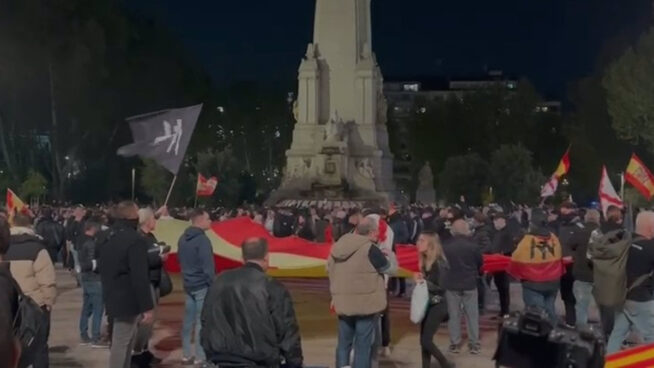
[0,198,653,368]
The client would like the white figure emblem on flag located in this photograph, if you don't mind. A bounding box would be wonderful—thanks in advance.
[153,119,183,155]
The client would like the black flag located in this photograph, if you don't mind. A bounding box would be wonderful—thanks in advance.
[117,104,202,174]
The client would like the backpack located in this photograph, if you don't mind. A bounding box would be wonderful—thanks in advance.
[587,229,651,308]
[1,272,45,367]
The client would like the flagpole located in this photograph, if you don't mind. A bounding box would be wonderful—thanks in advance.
[164,175,177,207]
[193,191,198,208]
[620,171,625,200]
[131,168,136,201]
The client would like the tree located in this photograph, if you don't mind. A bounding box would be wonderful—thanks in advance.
[604,28,654,153]
[20,169,47,201]
[140,159,171,204]
[489,145,545,205]
[438,153,489,205]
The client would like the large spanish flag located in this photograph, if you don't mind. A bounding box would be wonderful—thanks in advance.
[507,233,564,282]
[606,343,654,368]
[625,153,654,199]
[553,148,571,179]
[154,217,514,278]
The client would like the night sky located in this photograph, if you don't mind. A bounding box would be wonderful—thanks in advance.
[132,0,653,98]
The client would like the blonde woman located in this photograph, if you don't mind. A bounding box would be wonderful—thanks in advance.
[415,231,455,368]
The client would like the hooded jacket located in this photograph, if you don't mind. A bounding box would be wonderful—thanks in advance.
[328,233,388,316]
[178,226,215,292]
[5,227,57,307]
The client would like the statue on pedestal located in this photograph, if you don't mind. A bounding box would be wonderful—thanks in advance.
[416,162,436,204]
[324,112,345,143]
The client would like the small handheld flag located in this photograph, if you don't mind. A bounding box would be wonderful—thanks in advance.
[196,174,219,197]
[598,166,623,217]
[625,153,654,200]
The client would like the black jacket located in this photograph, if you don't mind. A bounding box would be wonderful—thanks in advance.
[0,262,18,319]
[492,226,515,255]
[571,222,598,283]
[441,235,483,291]
[77,234,100,282]
[66,219,84,246]
[558,215,584,258]
[422,260,446,298]
[99,220,154,318]
[201,263,303,367]
[388,212,409,244]
[472,224,493,253]
[139,231,163,287]
[35,218,65,252]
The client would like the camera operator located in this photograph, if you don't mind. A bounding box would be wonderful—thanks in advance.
[131,208,168,366]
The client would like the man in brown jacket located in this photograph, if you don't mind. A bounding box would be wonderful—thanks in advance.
[328,216,396,368]
[6,213,57,368]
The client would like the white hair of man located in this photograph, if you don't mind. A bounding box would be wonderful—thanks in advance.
[356,216,378,236]
[138,207,155,226]
[635,211,654,239]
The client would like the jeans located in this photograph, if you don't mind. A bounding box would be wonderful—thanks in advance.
[607,300,654,353]
[336,314,378,368]
[182,288,207,361]
[573,281,593,327]
[445,289,480,348]
[30,307,50,368]
[522,286,557,323]
[79,280,104,341]
[109,315,139,368]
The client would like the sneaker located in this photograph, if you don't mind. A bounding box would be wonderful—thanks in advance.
[91,340,110,349]
[469,345,481,355]
[80,337,91,346]
[380,346,391,357]
[181,357,195,366]
[448,344,460,354]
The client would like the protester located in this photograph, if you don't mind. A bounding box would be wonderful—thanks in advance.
[35,206,65,265]
[442,219,483,355]
[556,202,581,327]
[408,207,424,245]
[388,204,408,298]
[201,237,303,367]
[0,217,21,368]
[178,209,215,366]
[415,231,455,368]
[5,213,57,367]
[76,218,105,347]
[99,201,154,368]
[471,212,492,314]
[328,216,396,368]
[508,208,564,322]
[491,213,514,317]
[132,207,167,366]
[66,205,87,276]
[570,209,600,327]
[607,211,654,353]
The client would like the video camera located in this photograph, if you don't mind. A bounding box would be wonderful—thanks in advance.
[494,307,605,368]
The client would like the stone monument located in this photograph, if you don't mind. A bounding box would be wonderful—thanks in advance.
[416,162,436,204]
[269,0,396,207]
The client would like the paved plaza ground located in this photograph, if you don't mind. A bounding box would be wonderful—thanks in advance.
[48,268,585,367]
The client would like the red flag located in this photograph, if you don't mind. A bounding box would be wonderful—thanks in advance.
[196,174,218,197]
[599,166,623,216]
[553,148,571,178]
[625,153,654,199]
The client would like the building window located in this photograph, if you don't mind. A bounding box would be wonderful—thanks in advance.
[403,83,419,92]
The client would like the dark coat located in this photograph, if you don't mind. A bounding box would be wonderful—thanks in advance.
[201,263,303,367]
[178,226,215,292]
[139,231,163,287]
[492,226,515,255]
[77,234,100,282]
[35,218,65,252]
[472,224,493,253]
[441,235,483,291]
[99,220,154,318]
[388,212,409,244]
